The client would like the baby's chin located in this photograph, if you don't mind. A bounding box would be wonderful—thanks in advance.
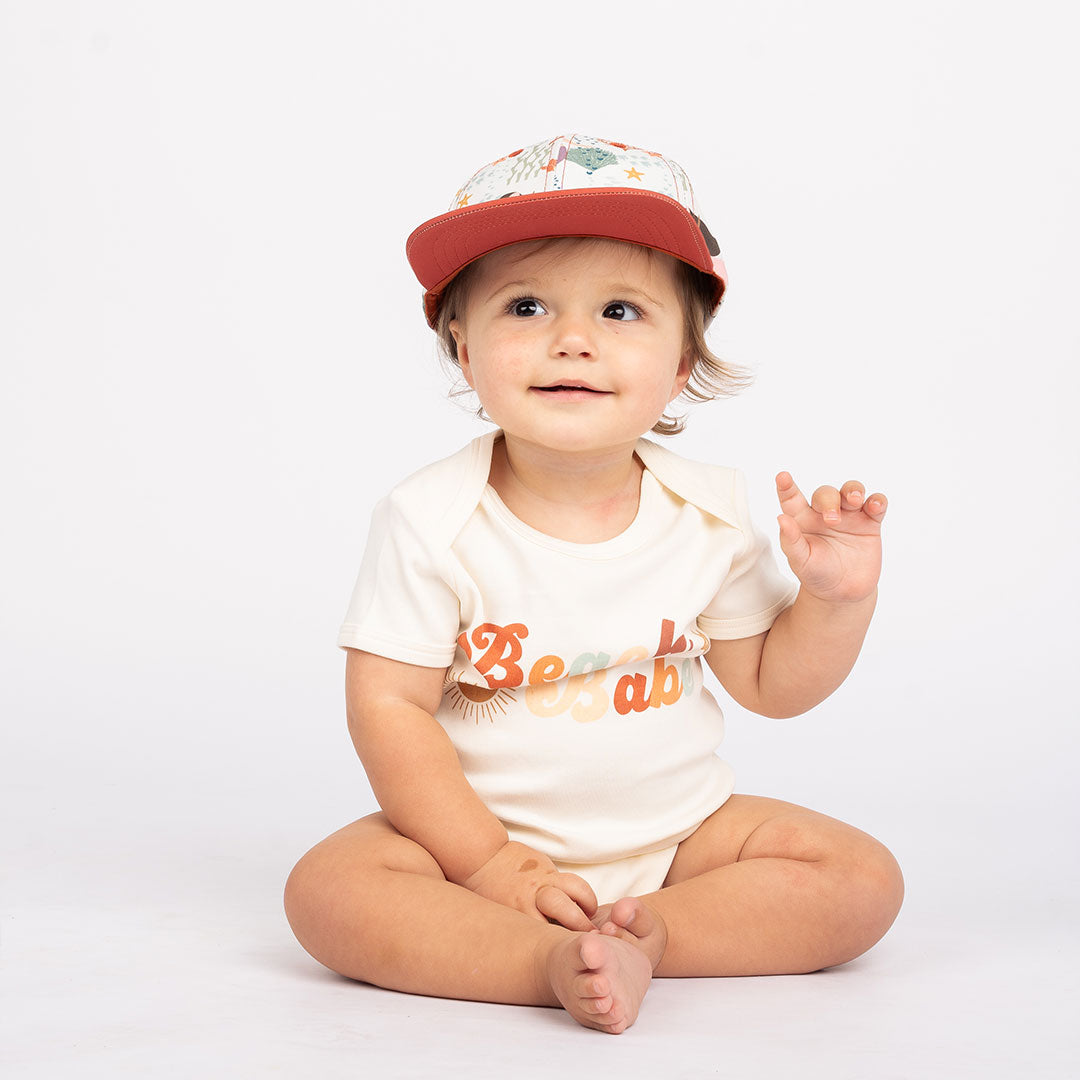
[495,414,664,454]
[502,429,651,459]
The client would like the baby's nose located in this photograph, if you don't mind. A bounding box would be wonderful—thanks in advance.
[551,314,596,358]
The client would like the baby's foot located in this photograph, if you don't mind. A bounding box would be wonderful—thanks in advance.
[593,897,668,971]
[544,931,652,1035]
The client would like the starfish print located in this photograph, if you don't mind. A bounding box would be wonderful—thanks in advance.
[625,167,644,181]
[457,194,471,207]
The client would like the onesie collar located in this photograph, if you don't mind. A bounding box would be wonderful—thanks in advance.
[458,429,739,532]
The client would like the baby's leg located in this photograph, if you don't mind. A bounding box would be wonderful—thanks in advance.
[599,795,903,977]
[284,814,651,1034]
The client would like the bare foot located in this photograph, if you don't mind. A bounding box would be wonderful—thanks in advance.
[592,897,668,971]
[544,931,652,1034]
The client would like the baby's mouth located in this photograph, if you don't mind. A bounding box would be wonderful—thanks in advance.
[533,382,610,394]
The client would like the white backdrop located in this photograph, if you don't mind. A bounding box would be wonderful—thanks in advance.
[2,2,1078,1076]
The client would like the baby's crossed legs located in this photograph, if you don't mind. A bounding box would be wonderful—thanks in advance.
[284,796,903,1034]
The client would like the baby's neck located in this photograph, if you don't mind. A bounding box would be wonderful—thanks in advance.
[489,435,644,544]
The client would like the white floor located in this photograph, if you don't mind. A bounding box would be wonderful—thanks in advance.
[4,776,1076,1079]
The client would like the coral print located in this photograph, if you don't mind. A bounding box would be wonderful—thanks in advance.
[504,140,560,188]
[442,135,702,227]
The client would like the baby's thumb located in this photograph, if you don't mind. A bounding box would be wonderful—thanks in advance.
[777,514,810,572]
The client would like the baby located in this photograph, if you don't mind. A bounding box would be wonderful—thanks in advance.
[284,134,904,1034]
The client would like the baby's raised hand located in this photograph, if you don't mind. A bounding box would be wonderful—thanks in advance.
[775,472,887,604]
[463,841,598,932]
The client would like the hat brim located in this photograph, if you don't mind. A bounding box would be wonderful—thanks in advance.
[406,188,727,327]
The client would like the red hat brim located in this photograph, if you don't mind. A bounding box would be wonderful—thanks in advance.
[406,188,726,327]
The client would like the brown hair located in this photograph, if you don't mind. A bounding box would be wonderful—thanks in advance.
[433,238,749,436]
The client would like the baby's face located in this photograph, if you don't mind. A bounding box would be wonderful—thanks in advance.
[449,238,690,456]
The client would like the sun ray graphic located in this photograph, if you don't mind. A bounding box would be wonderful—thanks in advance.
[444,678,516,723]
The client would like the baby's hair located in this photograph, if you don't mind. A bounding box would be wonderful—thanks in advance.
[433,237,750,436]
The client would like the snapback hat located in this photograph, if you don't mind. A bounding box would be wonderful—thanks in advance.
[406,134,727,328]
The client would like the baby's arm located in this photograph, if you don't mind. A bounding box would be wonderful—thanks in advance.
[345,649,597,928]
[706,474,886,719]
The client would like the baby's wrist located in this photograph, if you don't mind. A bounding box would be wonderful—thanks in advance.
[796,583,879,610]
[447,832,511,887]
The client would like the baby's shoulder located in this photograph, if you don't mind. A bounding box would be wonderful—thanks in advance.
[636,439,744,528]
[380,433,495,546]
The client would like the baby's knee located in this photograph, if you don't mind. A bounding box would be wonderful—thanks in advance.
[283,834,390,979]
[283,844,338,950]
[283,817,446,975]
[863,840,904,918]
[839,837,904,952]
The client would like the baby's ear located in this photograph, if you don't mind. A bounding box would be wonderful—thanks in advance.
[449,319,474,382]
[671,348,693,398]
[448,317,466,357]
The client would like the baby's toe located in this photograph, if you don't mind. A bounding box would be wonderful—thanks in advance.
[573,971,609,998]
[578,931,612,970]
[610,897,667,969]
[595,1000,630,1029]
[611,897,649,932]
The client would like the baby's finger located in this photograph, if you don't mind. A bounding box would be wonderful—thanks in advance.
[775,472,811,516]
[535,884,595,932]
[811,485,842,524]
[840,481,865,510]
[863,492,889,521]
[556,872,598,920]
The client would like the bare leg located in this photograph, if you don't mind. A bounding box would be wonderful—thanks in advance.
[597,795,903,978]
[284,814,652,1034]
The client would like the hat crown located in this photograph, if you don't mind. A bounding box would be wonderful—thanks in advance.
[408,133,728,328]
[449,134,698,215]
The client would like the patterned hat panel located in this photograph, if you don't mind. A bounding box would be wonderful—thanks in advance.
[448,135,698,214]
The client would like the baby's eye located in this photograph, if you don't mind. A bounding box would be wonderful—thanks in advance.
[603,302,641,321]
[508,297,547,318]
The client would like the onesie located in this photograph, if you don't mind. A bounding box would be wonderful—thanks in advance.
[338,431,797,902]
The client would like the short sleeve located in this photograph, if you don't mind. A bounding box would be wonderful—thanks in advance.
[336,493,462,667]
[696,470,797,640]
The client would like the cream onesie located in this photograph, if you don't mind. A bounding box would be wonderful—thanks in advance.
[338,431,798,903]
